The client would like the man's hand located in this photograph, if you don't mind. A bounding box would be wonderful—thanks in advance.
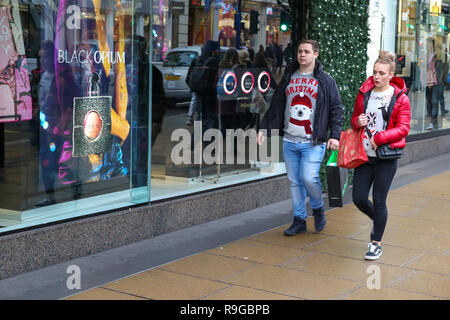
[327,138,339,150]
[257,131,265,146]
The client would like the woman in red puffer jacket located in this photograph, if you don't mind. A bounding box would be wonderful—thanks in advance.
[350,50,411,261]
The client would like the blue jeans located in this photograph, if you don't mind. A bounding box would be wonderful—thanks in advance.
[433,83,446,113]
[188,92,198,119]
[283,141,326,219]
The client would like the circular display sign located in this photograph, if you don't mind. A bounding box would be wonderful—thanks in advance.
[83,110,103,141]
[241,71,254,94]
[223,71,237,95]
[258,71,271,93]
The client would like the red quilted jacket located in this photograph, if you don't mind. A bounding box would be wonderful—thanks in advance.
[351,76,411,149]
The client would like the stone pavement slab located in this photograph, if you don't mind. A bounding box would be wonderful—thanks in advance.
[64,167,450,300]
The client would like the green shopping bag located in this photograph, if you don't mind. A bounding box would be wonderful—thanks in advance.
[326,150,349,207]
[326,150,339,166]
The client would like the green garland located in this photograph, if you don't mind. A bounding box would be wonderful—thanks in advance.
[307,0,370,192]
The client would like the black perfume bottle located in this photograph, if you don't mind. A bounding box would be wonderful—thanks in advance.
[72,73,112,157]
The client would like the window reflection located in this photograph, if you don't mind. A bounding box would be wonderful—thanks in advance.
[151,0,288,200]
[0,0,152,228]
[391,0,450,133]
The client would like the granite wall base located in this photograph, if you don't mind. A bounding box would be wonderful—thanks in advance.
[400,134,450,166]
[0,176,291,280]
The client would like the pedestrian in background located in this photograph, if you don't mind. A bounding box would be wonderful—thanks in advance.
[257,39,343,236]
[265,43,275,72]
[186,40,220,132]
[186,46,206,125]
[273,44,284,74]
[239,49,254,68]
[350,50,411,260]
[254,48,268,68]
[433,44,449,118]
[247,41,255,62]
[284,42,294,65]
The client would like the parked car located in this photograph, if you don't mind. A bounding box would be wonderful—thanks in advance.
[162,45,228,107]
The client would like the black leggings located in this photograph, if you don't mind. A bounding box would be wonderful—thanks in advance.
[352,157,398,242]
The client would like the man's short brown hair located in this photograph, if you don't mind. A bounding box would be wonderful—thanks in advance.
[298,39,319,53]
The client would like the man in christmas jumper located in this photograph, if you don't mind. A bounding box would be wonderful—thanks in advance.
[257,39,344,235]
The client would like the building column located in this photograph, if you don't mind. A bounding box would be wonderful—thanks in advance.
[177,1,189,47]
[367,0,383,77]
[135,14,145,37]
[256,6,267,50]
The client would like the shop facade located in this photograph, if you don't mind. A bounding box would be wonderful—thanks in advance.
[369,0,450,133]
[0,0,289,234]
[1,0,449,280]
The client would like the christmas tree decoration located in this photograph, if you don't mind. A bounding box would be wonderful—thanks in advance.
[307,0,370,192]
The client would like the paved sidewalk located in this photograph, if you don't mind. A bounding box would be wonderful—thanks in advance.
[65,169,450,300]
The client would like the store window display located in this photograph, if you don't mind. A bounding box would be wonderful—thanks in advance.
[0,2,32,123]
[150,0,286,200]
[431,44,449,121]
[0,0,287,232]
[393,0,450,134]
[0,0,151,230]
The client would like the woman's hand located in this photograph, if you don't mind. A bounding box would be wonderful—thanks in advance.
[357,113,368,127]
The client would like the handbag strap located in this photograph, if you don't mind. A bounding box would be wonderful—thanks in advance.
[365,126,373,138]
[383,92,398,129]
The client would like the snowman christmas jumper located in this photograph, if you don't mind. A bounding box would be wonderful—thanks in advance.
[283,70,318,143]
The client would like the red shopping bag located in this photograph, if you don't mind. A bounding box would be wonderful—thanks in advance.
[337,128,368,169]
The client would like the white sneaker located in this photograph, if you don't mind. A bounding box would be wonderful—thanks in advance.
[365,242,382,260]
[426,123,434,130]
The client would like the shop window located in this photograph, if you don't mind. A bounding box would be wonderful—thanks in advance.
[150,0,288,201]
[0,0,151,232]
[392,0,450,134]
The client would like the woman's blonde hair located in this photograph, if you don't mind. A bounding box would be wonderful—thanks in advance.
[375,50,396,72]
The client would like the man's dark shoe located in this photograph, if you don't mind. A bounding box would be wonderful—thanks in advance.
[312,207,326,232]
[284,217,307,236]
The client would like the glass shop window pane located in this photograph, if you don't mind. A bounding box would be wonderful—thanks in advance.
[0,0,151,233]
[149,0,287,201]
[163,51,199,67]
[393,0,450,134]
